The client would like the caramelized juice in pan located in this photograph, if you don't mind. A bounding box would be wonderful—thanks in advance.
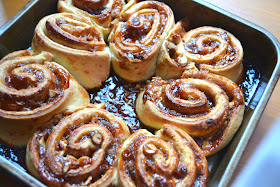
[0,60,261,173]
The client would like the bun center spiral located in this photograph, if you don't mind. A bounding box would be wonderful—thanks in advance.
[136,137,180,186]
[0,53,68,111]
[183,29,234,63]
[45,14,105,51]
[163,79,210,114]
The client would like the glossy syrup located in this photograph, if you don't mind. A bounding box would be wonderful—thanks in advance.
[0,62,261,172]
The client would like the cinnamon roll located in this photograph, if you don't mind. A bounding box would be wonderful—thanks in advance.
[136,70,245,156]
[58,0,125,38]
[118,124,208,187]
[0,50,89,146]
[156,20,243,82]
[26,104,130,186]
[32,13,110,89]
[108,1,175,82]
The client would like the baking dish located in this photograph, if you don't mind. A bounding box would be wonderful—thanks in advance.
[0,0,279,186]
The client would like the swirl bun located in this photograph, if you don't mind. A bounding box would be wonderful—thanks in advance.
[0,50,89,146]
[156,19,243,82]
[32,13,110,89]
[26,104,130,186]
[58,0,125,38]
[108,1,175,82]
[136,70,245,156]
[118,124,208,187]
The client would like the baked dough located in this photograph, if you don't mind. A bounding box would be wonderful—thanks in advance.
[0,50,89,146]
[26,104,130,186]
[32,13,110,89]
[108,1,175,82]
[156,19,243,82]
[58,0,126,38]
[118,124,208,186]
[136,69,245,156]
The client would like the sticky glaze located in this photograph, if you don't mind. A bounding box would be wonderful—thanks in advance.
[0,61,260,174]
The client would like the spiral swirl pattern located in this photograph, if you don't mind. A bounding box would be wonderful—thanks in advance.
[32,13,110,89]
[0,50,90,146]
[27,104,130,186]
[44,13,105,52]
[118,124,208,187]
[0,51,67,112]
[136,70,245,156]
[156,20,243,82]
[109,1,175,82]
[58,0,125,37]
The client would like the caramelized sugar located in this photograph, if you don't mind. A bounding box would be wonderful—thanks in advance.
[0,62,261,174]
[89,73,147,133]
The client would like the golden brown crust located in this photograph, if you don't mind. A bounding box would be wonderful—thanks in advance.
[108,1,175,82]
[0,50,90,146]
[118,124,208,187]
[58,0,125,38]
[156,20,243,82]
[26,104,130,187]
[136,70,245,156]
[32,13,110,89]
